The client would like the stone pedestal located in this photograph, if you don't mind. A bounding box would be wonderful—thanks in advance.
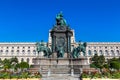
[32,57,89,76]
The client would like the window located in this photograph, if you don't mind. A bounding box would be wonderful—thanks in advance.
[88,50,91,56]
[11,50,14,54]
[28,50,30,54]
[22,50,25,54]
[17,47,19,49]
[11,50,14,53]
[16,50,19,54]
[94,50,97,55]
[21,58,24,62]
[27,58,29,63]
[33,50,36,54]
[28,46,30,49]
[99,50,103,55]
[1,50,3,53]
[116,47,118,49]
[12,47,14,49]
[94,46,96,49]
[28,50,30,52]
[105,50,109,56]
[105,46,107,49]
[23,47,25,49]
[11,50,14,52]
[111,50,115,56]
[6,50,8,52]
[6,50,8,54]
[116,50,119,56]
[6,47,9,49]
[17,50,19,52]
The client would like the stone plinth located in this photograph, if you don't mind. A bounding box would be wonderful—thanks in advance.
[32,57,89,76]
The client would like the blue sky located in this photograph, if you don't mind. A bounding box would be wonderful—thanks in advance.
[0,0,120,42]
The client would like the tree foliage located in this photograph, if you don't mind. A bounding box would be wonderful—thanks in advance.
[91,54,105,69]
[19,62,29,69]
[91,54,120,71]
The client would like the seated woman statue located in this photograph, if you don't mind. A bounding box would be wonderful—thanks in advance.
[56,11,67,26]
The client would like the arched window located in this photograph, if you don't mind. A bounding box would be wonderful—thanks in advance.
[6,47,9,49]
[0,50,3,53]
[94,50,97,55]
[28,50,30,54]
[111,50,115,56]
[17,47,19,49]
[88,50,91,56]
[105,50,109,56]
[27,58,29,63]
[99,50,103,55]
[6,50,8,52]
[11,50,14,54]
[12,47,14,49]
[33,50,36,54]
[116,50,119,56]
[21,58,24,62]
[22,50,25,54]
[6,50,9,54]
[17,50,19,54]
[11,50,14,52]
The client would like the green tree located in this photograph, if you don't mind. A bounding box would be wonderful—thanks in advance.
[19,62,29,72]
[0,59,3,70]
[98,55,105,69]
[10,57,18,64]
[107,57,120,71]
[2,58,11,71]
[91,54,105,69]
[10,57,19,71]
[110,61,120,70]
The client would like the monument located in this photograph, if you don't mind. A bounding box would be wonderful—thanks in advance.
[32,12,89,79]
[50,12,73,58]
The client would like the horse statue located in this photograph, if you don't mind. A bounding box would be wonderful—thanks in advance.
[71,42,87,58]
[56,11,67,26]
[36,41,52,58]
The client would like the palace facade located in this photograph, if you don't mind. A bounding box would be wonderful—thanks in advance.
[0,30,120,65]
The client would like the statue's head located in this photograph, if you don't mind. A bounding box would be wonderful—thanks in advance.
[59,11,63,17]
[56,11,63,19]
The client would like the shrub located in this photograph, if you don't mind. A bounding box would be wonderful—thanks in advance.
[81,73,88,78]
[111,72,120,79]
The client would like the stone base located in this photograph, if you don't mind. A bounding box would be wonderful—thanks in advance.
[31,57,89,76]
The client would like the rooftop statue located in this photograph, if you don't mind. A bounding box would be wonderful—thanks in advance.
[36,40,52,58]
[56,11,67,26]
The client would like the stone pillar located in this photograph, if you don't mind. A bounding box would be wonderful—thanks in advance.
[71,68,74,76]
[47,68,51,76]
[69,36,71,53]
[87,57,90,64]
